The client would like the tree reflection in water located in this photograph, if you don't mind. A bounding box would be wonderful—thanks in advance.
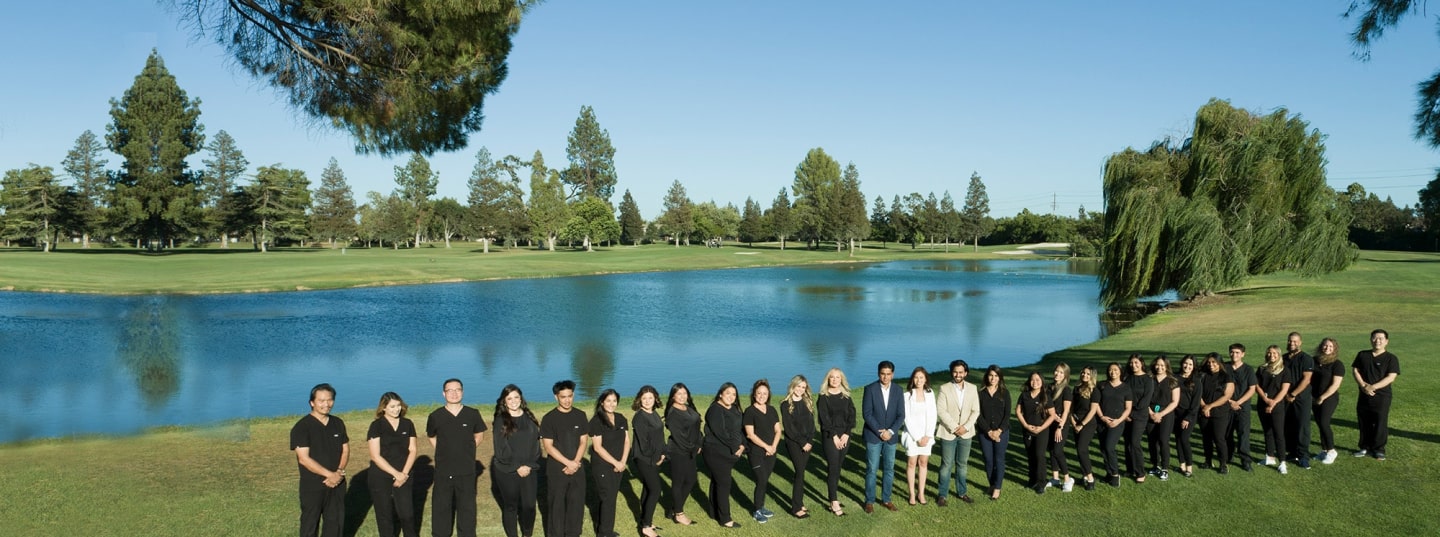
[118,298,183,408]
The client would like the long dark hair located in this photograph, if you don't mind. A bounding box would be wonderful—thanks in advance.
[984,365,1007,395]
[594,388,621,428]
[1178,354,1197,391]
[495,384,538,436]
[665,382,691,419]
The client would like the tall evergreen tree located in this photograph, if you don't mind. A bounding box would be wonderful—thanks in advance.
[1420,173,1440,244]
[791,148,841,248]
[0,166,66,251]
[201,130,247,248]
[310,158,357,247]
[939,191,960,252]
[659,180,694,246]
[60,130,110,248]
[106,50,205,248]
[525,151,569,251]
[1100,99,1354,307]
[617,189,645,246]
[769,188,794,250]
[889,195,912,248]
[394,153,439,247]
[563,105,618,201]
[837,162,869,254]
[961,172,992,252]
[738,197,764,246]
[869,195,891,247]
[240,165,311,252]
[466,147,503,252]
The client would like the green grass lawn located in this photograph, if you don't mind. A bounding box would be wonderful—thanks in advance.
[0,241,1034,294]
[2,250,1437,536]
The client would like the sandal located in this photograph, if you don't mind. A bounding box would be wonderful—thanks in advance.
[829,502,845,517]
[791,508,810,519]
[673,513,694,526]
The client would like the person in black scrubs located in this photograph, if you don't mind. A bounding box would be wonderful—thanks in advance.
[704,382,746,528]
[1047,363,1073,491]
[1310,338,1345,464]
[1173,355,1201,477]
[589,389,631,537]
[976,365,1011,500]
[491,385,540,537]
[1147,356,1179,480]
[1016,371,1054,495]
[367,392,418,537]
[1070,366,1100,490]
[1225,343,1258,472]
[540,380,589,537]
[816,368,855,516]
[1098,363,1133,487]
[427,378,486,537]
[780,375,815,518]
[1352,329,1400,460]
[1122,354,1155,483]
[291,383,348,537]
[743,379,782,523]
[664,383,702,526]
[1256,345,1291,474]
[630,385,665,537]
[1282,332,1315,469]
[1199,353,1235,474]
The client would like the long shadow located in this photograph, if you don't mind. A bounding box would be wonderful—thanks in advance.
[410,456,434,531]
[1331,418,1440,446]
[343,468,374,537]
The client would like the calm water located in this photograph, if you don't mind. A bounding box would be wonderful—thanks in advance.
[0,259,1105,443]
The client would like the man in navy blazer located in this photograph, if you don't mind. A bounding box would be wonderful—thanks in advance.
[862,360,905,513]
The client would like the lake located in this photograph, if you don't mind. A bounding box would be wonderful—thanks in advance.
[0,259,1107,443]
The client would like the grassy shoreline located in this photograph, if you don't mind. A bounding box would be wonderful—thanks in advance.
[3,250,1437,536]
[0,242,1060,295]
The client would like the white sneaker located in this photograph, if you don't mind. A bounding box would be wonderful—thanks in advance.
[1278,462,1288,475]
[1323,450,1337,464]
[1264,456,1277,466]
[1353,449,1369,458]
[1062,477,1074,492]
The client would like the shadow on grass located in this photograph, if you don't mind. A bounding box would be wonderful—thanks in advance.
[1331,418,1440,446]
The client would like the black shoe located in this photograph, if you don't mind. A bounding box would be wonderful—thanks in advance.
[1034,484,1045,495]
[1241,460,1253,472]
[1083,478,1095,491]
[1218,465,1228,475]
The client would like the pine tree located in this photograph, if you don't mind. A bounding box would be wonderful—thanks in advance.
[617,189,645,246]
[60,130,110,248]
[242,165,310,252]
[769,188,793,250]
[0,166,66,251]
[311,158,357,247]
[201,130,247,248]
[106,50,205,248]
[791,148,841,248]
[659,180,693,246]
[394,153,438,247]
[526,151,569,251]
[738,197,764,246]
[563,105,618,201]
[962,172,992,252]
[869,195,891,247]
[837,163,869,254]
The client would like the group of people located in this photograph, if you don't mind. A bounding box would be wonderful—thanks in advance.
[289,330,1400,537]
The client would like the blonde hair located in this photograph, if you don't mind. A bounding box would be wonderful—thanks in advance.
[785,374,815,414]
[1077,366,1097,398]
[1263,345,1285,375]
[1315,338,1339,366]
[1049,363,1070,403]
[822,367,851,397]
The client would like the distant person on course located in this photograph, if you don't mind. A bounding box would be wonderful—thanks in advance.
[291,383,349,537]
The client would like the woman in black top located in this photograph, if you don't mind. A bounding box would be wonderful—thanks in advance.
[368,392,419,537]
[780,375,816,518]
[630,386,665,537]
[1016,371,1054,495]
[704,382,746,528]
[1173,355,1201,477]
[590,389,631,537]
[492,385,540,537]
[1256,345,1291,474]
[1047,363,1074,491]
[1147,356,1180,480]
[1122,354,1155,482]
[1199,353,1236,474]
[976,365,1011,500]
[1098,363,1133,487]
[1310,338,1345,464]
[1070,367,1101,490]
[816,367,854,516]
[664,383,702,526]
[743,380,782,524]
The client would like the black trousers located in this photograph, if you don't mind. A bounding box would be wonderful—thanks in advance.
[1314,396,1339,451]
[1072,422,1096,477]
[1047,424,1068,476]
[1202,411,1232,468]
[822,436,845,502]
[368,473,417,537]
[545,461,585,537]
[668,451,698,515]
[1147,414,1175,471]
[748,445,777,511]
[1173,415,1195,467]
[1124,417,1149,477]
[1023,430,1049,488]
[432,474,477,537]
[1357,394,1392,453]
[634,459,662,529]
[299,481,345,537]
[1260,403,1287,460]
[1226,406,1252,464]
[592,461,622,537]
[704,450,739,524]
[493,469,536,537]
[1100,423,1124,478]
[784,439,811,512]
[1286,393,1313,461]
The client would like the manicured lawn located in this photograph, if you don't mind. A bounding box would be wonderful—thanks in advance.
[1,250,1436,536]
[0,241,1027,294]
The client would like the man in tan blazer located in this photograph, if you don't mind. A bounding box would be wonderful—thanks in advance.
[935,359,980,505]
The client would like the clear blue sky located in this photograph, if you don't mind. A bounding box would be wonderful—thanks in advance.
[1,1,1435,219]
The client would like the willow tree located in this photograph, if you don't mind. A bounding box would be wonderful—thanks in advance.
[1100,99,1354,307]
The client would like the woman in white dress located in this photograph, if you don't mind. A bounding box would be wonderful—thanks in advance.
[902,366,938,505]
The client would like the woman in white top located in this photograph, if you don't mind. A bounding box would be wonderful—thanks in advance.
[903,367,939,505]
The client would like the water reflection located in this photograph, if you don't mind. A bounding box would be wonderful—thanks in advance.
[117,298,183,408]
